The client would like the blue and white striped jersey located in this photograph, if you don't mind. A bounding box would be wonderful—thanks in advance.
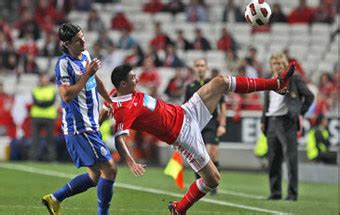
[55,50,100,135]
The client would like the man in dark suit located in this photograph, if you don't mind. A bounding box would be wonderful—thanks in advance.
[261,53,314,201]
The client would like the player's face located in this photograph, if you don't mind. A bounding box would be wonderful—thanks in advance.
[126,70,138,92]
[68,31,86,53]
[194,59,207,79]
[271,58,285,74]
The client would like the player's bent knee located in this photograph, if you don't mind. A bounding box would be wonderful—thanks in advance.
[100,161,118,180]
[212,75,227,88]
[212,75,228,86]
[107,164,118,179]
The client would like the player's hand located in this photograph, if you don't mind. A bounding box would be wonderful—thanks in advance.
[103,102,114,118]
[85,58,101,76]
[216,125,226,137]
[107,105,114,118]
[127,161,146,176]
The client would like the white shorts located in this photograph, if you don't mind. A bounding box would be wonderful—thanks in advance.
[175,93,212,172]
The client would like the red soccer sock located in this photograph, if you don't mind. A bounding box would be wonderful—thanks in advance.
[230,76,279,94]
[176,179,209,213]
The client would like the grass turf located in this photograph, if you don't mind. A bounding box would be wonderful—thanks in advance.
[0,161,338,215]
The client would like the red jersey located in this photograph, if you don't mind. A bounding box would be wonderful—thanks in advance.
[110,92,184,144]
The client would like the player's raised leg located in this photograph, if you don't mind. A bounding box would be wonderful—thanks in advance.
[197,62,295,114]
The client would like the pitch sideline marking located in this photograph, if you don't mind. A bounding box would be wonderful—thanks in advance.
[0,163,289,215]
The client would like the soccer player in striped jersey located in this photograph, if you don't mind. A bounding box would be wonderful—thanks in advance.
[42,23,116,215]
[107,63,295,215]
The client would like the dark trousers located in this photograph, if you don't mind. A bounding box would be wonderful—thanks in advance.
[266,115,298,199]
[29,117,56,161]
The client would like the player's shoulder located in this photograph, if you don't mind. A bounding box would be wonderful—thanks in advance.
[82,50,91,60]
[56,54,68,64]
[55,54,69,72]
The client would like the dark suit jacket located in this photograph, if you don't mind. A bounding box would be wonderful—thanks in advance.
[261,74,314,135]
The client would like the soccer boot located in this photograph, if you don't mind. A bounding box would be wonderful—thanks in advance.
[276,62,295,95]
[168,201,186,215]
[42,194,61,215]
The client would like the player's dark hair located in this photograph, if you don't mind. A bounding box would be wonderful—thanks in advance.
[111,64,133,88]
[58,23,82,53]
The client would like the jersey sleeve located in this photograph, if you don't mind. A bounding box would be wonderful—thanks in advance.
[113,107,134,137]
[55,58,71,87]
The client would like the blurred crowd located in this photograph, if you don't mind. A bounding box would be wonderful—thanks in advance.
[0,0,338,162]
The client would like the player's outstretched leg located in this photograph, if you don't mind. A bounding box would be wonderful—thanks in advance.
[42,173,97,215]
[196,62,295,114]
[228,62,295,95]
[169,161,220,214]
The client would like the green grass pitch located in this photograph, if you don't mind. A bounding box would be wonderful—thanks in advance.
[0,161,338,214]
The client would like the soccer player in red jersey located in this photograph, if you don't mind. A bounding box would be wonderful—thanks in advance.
[104,63,295,215]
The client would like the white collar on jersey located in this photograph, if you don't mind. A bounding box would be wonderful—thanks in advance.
[111,93,132,102]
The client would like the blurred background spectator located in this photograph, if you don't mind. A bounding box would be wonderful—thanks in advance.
[87,8,105,32]
[270,3,288,23]
[143,0,164,14]
[192,28,211,51]
[288,0,315,24]
[186,0,209,22]
[111,4,133,32]
[117,28,137,50]
[162,44,185,68]
[222,0,244,23]
[164,67,186,103]
[174,29,193,51]
[164,0,186,17]
[216,27,237,53]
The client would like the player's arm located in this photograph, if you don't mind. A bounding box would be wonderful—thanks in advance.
[95,75,112,104]
[217,100,227,137]
[59,59,101,102]
[115,134,146,176]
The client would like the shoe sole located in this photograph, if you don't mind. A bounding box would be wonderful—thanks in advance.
[41,199,54,215]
